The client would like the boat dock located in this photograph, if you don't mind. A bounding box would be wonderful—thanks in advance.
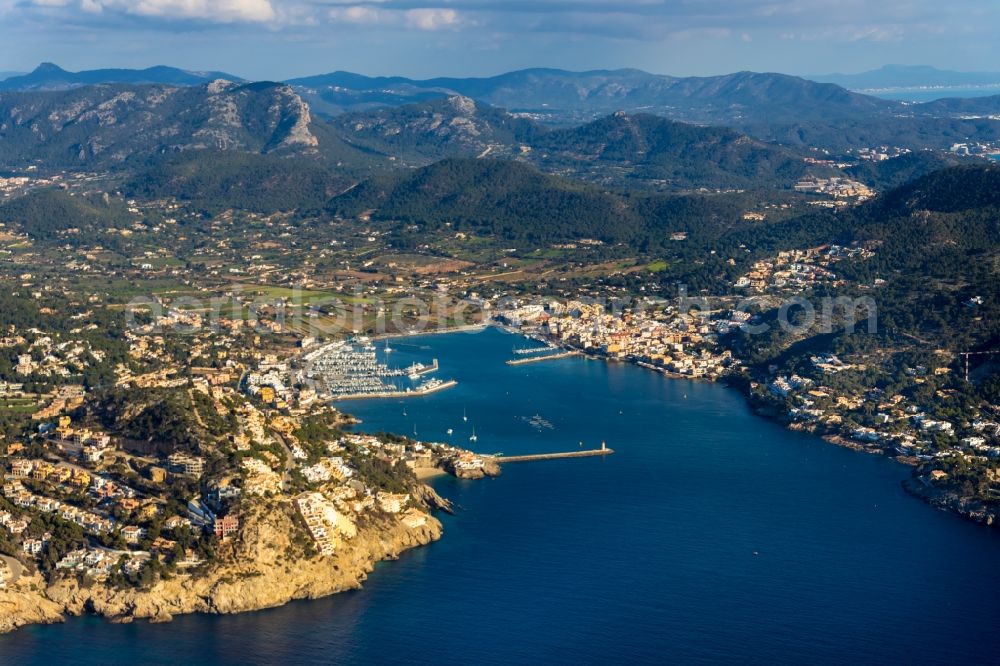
[496,446,614,463]
[506,350,580,366]
[330,379,457,401]
[405,358,439,377]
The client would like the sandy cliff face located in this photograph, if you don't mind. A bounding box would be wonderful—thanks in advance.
[0,571,66,634]
[1,500,443,632]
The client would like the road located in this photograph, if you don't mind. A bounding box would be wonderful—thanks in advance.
[0,555,24,585]
[269,429,298,491]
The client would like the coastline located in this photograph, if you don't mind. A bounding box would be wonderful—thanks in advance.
[414,467,448,480]
[492,323,998,532]
[3,325,991,636]
[0,493,446,635]
[371,323,489,341]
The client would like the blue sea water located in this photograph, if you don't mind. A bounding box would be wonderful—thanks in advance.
[4,327,1000,665]
[868,87,1000,102]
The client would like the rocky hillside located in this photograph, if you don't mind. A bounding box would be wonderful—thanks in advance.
[332,97,825,190]
[330,95,541,165]
[0,498,443,633]
[0,80,320,167]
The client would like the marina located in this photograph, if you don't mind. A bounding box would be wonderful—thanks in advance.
[290,339,455,401]
[328,378,457,402]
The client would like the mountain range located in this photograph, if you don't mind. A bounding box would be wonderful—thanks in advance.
[288,67,898,125]
[0,63,241,91]
[5,63,895,124]
[0,62,997,206]
[0,78,837,192]
[5,62,1000,127]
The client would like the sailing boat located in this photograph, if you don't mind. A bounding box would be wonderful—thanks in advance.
[446,428,454,436]
[463,407,468,423]
[384,340,393,354]
[469,427,478,443]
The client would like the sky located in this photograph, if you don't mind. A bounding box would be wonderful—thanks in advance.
[1,0,999,80]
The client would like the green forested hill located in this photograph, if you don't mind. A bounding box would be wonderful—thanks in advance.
[328,158,644,243]
[0,189,132,239]
[845,152,969,190]
[326,157,763,248]
[530,112,826,190]
[724,165,1000,367]
[124,152,357,213]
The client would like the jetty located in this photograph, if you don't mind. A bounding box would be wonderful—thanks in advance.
[496,446,614,463]
[512,346,556,355]
[506,350,580,366]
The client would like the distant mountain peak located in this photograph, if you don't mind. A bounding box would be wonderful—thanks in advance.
[207,78,240,94]
[34,62,68,75]
[447,95,477,115]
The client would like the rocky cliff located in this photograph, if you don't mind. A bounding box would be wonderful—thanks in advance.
[0,498,442,632]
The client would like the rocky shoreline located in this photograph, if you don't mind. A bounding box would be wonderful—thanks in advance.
[557,344,999,533]
[902,477,997,528]
[746,387,998,530]
[0,493,445,635]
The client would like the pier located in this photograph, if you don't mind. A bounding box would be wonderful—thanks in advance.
[496,446,614,463]
[506,350,580,366]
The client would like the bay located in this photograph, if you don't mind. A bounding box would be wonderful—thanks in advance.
[3,327,999,665]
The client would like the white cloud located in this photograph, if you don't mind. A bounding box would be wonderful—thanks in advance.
[326,5,461,30]
[6,0,999,47]
[328,5,381,24]
[405,7,458,30]
[91,0,276,23]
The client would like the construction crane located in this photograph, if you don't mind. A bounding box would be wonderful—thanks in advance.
[960,350,1000,382]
